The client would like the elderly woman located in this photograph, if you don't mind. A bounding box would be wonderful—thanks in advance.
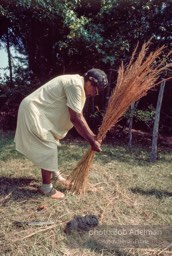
[14,68,108,199]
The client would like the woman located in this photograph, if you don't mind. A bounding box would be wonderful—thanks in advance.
[14,68,108,199]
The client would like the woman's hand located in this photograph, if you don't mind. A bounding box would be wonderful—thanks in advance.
[90,138,102,152]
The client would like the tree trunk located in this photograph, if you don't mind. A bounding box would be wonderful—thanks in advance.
[6,28,13,86]
[150,80,166,162]
[128,101,139,150]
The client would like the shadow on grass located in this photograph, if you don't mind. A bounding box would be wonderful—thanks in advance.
[0,176,40,203]
[98,146,171,168]
[97,149,151,167]
[83,240,132,256]
[0,176,37,186]
[130,187,172,199]
[66,234,133,256]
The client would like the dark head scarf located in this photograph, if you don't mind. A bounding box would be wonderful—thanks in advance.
[84,68,108,93]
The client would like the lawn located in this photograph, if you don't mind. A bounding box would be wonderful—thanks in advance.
[0,131,172,256]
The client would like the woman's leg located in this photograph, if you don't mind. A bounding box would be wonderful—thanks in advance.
[40,169,65,199]
[41,169,52,184]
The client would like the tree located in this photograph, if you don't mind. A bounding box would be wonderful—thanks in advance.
[128,101,139,150]
[5,28,13,86]
[150,80,166,162]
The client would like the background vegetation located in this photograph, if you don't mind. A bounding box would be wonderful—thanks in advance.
[0,0,171,134]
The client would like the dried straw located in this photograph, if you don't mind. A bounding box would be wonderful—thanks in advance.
[67,40,172,194]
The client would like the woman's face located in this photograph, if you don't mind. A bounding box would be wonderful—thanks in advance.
[84,81,99,97]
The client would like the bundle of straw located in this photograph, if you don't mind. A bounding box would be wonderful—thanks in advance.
[67,40,172,194]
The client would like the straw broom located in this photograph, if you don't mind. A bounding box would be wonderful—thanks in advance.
[67,40,172,194]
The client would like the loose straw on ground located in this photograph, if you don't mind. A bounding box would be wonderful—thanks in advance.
[68,40,172,194]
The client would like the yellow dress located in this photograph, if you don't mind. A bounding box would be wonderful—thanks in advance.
[14,75,86,172]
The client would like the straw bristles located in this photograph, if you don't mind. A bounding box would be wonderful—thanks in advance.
[68,149,95,193]
[67,40,172,194]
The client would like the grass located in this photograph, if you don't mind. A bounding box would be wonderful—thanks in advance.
[0,131,172,256]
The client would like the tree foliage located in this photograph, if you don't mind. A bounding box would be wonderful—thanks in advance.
[0,0,171,131]
[1,0,171,78]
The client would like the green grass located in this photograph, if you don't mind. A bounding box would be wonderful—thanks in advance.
[0,131,172,256]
